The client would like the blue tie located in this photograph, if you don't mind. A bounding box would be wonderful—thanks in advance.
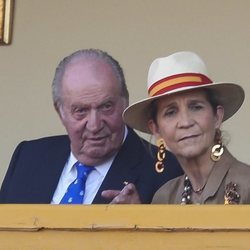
[60,162,94,204]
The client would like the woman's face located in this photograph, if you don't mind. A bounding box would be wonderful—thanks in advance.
[148,89,224,161]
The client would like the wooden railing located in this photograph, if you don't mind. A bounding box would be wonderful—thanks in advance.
[0,205,250,249]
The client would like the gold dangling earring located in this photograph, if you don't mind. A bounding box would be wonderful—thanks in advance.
[155,138,166,173]
[211,130,224,162]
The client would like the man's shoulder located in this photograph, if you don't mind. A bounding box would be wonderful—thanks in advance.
[126,127,155,149]
[122,128,157,161]
[9,135,71,167]
[21,135,69,145]
[15,135,70,152]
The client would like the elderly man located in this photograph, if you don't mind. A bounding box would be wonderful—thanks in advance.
[0,49,182,204]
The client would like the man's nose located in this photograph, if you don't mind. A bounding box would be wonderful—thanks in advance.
[86,110,103,132]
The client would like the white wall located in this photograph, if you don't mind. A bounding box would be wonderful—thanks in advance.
[1,0,250,183]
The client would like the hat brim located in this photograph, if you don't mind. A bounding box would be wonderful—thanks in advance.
[123,82,245,134]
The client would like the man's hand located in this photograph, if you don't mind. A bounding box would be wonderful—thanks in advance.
[101,183,141,204]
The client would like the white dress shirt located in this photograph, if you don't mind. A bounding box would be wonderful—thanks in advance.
[51,127,128,204]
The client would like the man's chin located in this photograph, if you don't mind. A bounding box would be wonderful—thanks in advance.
[78,148,113,164]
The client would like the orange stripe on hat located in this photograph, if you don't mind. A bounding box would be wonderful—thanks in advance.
[148,73,212,97]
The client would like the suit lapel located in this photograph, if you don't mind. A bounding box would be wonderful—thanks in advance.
[30,136,71,203]
[92,128,143,204]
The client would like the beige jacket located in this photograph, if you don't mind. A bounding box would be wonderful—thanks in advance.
[152,148,250,204]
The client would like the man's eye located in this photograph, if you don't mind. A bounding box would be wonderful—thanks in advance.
[74,108,86,114]
[71,107,88,119]
[101,102,113,112]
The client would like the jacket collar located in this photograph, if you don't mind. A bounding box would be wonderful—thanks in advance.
[199,148,237,202]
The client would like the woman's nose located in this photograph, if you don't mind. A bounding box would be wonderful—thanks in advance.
[177,110,194,128]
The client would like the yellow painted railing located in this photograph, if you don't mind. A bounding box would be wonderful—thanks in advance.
[0,205,250,249]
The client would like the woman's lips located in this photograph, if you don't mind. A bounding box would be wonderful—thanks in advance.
[179,134,200,142]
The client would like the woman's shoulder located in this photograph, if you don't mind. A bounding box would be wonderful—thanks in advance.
[228,159,250,177]
[224,154,250,192]
[225,159,250,203]
[151,175,184,204]
[223,148,250,175]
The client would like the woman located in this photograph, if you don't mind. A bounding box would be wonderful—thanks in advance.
[123,51,250,204]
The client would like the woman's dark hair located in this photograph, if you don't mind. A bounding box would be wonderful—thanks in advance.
[150,100,158,124]
[203,88,220,114]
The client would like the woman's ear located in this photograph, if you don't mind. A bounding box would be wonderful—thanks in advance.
[148,119,161,138]
[215,105,224,129]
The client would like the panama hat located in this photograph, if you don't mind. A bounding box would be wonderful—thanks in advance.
[123,51,245,134]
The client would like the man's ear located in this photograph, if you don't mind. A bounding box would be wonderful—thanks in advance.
[215,105,224,129]
[54,103,65,124]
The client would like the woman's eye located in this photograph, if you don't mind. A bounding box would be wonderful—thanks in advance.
[191,104,203,111]
[164,109,176,117]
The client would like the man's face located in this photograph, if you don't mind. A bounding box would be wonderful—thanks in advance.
[57,58,128,166]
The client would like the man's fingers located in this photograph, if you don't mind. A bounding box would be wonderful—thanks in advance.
[101,190,120,199]
[101,183,141,204]
[121,183,136,195]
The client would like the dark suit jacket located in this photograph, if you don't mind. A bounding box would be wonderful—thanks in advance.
[0,128,183,204]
